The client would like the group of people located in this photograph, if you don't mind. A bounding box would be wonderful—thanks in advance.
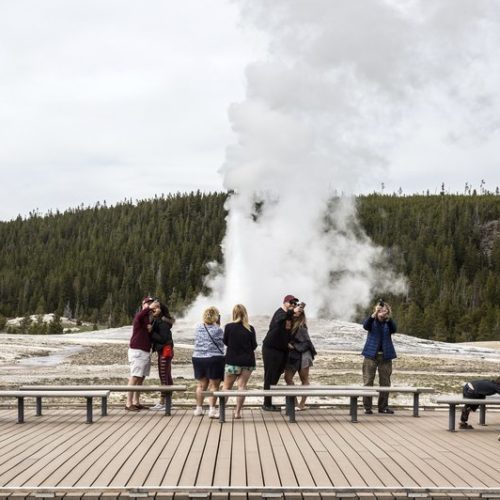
[191,294,316,418]
[126,294,500,436]
[125,293,317,417]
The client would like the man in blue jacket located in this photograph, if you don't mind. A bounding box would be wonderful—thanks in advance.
[361,300,397,414]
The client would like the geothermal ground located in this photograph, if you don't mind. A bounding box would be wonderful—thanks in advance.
[1,316,499,408]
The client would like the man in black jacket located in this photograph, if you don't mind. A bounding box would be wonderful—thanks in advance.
[261,294,298,411]
[460,378,500,429]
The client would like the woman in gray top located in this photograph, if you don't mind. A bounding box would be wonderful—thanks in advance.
[192,306,225,418]
[284,302,316,410]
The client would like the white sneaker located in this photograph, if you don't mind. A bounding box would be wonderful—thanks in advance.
[208,407,220,419]
[151,403,165,411]
[193,406,204,416]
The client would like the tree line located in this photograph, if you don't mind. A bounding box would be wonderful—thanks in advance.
[0,191,498,342]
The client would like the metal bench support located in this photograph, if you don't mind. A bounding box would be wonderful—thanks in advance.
[101,396,107,416]
[448,403,456,431]
[17,397,24,424]
[218,395,226,423]
[479,404,486,426]
[86,397,93,424]
[165,393,172,416]
[36,396,43,416]
[413,393,420,417]
[350,396,358,423]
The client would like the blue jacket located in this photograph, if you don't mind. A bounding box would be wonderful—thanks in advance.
[361,316,397,361]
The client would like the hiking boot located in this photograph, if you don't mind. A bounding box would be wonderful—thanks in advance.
[459,422,474,430]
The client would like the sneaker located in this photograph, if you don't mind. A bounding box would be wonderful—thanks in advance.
[459,422,474,430]
[151,403,166,411]
[193,407,204,416]
[208,407,220,419]
[378,408,394,414]
[364,409,373,415]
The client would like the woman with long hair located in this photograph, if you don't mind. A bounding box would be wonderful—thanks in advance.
[222,304,258,419]
[150,302,175,410]
[192,306,225,418]
[284,302,316,411]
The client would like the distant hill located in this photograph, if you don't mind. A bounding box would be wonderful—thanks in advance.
[0,192,499,342]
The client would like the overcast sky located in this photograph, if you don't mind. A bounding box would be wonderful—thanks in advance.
[1,0,499,221]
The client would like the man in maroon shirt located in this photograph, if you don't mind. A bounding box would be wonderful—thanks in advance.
[126,296,157,411]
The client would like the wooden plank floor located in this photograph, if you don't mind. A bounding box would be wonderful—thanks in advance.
[0,406,499,499]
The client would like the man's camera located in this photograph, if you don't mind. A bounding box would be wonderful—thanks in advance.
[378,299,385,307]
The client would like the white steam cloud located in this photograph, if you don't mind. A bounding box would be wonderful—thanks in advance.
[188,0,500,320]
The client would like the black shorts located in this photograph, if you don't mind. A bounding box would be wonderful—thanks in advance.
[192,356,225,381]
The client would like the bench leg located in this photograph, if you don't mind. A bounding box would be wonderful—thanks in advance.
[350,396,358,423]
[413,393,419,417]
[448,404,456,431]
[218,395,225,423]
[164,393,172,416]
[86,397,93,424]
[479,405,486,426]
[101,396,107,417]
[286,396,296,423]
[36,396,43,416]
[17,397,25,424]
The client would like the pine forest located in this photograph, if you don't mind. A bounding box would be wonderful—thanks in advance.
[0,192,499,342]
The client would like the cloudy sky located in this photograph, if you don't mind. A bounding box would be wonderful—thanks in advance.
[1,0,499,221]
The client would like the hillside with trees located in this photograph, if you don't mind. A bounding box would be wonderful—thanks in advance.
[0,192,498,341]
[0,192,227,328]
[357,194,500,342]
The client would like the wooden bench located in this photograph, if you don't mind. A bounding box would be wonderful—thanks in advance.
[0,390,110,424]
[19,385,187,416]
[436,395,500,431]
[271,385,435,417]
[212,389,378,423]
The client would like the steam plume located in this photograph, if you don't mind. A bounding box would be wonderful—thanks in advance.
[189,0,500,319]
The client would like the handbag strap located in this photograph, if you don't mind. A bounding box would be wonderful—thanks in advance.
[203,324,224,354]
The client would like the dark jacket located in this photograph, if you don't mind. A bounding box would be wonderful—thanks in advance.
[262,308,294,352]
[466,379,500,397]
[361,316,397,361]
[290,325,317,357]
[151,318,173,353]
[223,322,258,367]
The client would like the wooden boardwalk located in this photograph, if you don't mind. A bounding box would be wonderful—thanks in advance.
[0,405,499,499]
